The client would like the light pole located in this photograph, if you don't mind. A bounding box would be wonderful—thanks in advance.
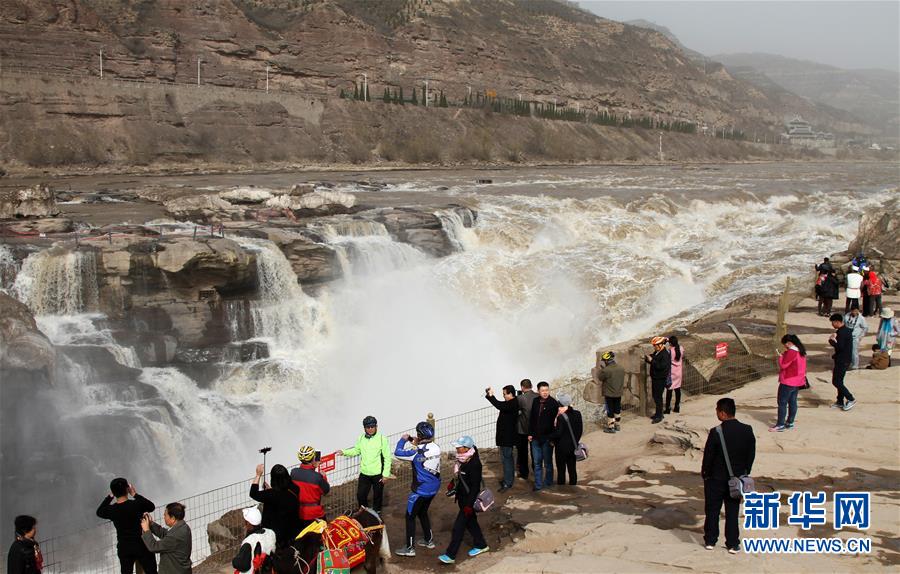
[363,72,368,101]
[424,78,429,107]
[265,64,269,93]
[99,47,103,78]
[658,133,664,162]
[197,57,202,85]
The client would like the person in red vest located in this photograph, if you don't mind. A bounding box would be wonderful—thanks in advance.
[289,445,330,530]
[864,270,884,317]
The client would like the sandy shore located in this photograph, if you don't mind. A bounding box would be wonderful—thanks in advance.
[429,295,899,574]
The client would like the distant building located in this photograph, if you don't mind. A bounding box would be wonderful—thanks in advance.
[783,115,835,148]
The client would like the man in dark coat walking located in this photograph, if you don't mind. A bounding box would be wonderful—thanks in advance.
[485,385,520,492]
[829,313,857,411]
[701,398,756,553]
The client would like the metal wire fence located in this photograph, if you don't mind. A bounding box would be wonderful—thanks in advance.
[32,379,591,574]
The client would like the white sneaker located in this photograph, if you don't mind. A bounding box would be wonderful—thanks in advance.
[843,400,856,411]
[417,539,436,549]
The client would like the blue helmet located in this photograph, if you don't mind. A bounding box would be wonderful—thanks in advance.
[415,421,434,439]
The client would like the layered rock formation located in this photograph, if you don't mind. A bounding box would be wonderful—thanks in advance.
[0,0,873,169]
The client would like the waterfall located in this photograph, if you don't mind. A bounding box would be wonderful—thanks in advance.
[0,244,18,291]
[315,219,427,277]
[13,248,98,315]
[233,237,328,356]
[436,209,479,252]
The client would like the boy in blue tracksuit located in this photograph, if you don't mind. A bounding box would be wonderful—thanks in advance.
[393,421,442,557]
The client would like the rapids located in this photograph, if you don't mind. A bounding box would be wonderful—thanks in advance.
[1,163,897,539]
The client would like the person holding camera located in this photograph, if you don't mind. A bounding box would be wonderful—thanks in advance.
[97,478,157,574]
[484,386,519,492]
[289,445,330,530]
[394,422,441,558]
[140,503,192,574]
[249,464,300,548]
[339,416,392,513]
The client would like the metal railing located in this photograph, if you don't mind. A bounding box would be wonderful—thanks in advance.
[32,379,591,574]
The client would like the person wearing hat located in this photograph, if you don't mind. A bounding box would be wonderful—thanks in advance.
[876,307,898,356]
[339,416,392,513]
[438,436,488,565]
[394,422,441,558]
[598,351,625,433]
[231,507,276,574]
[289,445,330,531]
[645,337,671,424]
[550,394,583,485]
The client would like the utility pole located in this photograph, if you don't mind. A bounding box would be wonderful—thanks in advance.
[363,72,368,101]
[658,133,663,162]
[424,78,429,107]
[197,57,202,85]
[100,47,103,78]
[265,64,269,93]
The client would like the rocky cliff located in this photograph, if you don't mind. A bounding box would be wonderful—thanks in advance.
[0,0,872,169]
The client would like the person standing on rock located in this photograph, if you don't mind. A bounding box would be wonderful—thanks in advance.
[845,266,863,313]
[598,351,624,433]
[665,336,685,414]
[339,416,392,514]
[645,337,671,424]
[394,422,441,557]
[864,270,884,317]
[140,503,192,574]
[701,398,755,554]
[820,270,839,316]
[829,313,857,411]
[97,478,158,574]
[528,382,559,491]
[551,394,583,486]
[516,379,537,480]
[770,334,807,432]
[844,305,868,370]
[485,386,519,492]
[438,436,489,565]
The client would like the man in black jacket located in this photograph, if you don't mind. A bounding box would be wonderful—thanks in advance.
[550,394,583,485]
[486,385,519,492]
[829,313,857,411]
[528,382,559,491]
[97,478,158,574]
[515,379,537,479]
[644,336,671,424]
[701,398,755,553]
[7,515,41,574]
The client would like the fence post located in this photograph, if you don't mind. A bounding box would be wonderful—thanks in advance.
[426,412,435,433]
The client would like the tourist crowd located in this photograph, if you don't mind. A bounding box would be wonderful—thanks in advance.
[8,253,897,574]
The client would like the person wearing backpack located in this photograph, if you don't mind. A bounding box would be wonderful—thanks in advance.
[438,436,489,565]
[701,398,755,554]
[550,394,583,486]
[231,507,276,574]
[339,416,392,513]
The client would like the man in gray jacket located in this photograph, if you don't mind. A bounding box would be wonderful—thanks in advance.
[516,379,538,480]
[141,503,192,574]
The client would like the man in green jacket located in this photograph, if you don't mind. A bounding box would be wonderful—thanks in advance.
[599,351,625,433]
[340,415,392,513]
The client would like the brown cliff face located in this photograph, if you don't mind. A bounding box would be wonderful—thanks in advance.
[0,0,869,168]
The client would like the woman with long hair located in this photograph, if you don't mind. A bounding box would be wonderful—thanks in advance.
[249,463,300,547]
[664,335,684,414]
[771,334,807,432]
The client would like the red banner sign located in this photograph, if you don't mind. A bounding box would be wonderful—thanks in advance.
[318,452,336,474]
[716,342,729,360]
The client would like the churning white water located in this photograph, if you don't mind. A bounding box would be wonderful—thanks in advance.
[12,248,98,314]
[4,164,898,509]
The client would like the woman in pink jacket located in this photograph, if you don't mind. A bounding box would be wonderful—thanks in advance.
[771,334,808,432]
[664,335,684,414]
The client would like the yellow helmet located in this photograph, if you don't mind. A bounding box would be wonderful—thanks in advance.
[601,351,615,361]
[297,445,316,463]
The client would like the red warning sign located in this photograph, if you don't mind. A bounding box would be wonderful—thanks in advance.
[715,342,729,360]
[318,452,336,474]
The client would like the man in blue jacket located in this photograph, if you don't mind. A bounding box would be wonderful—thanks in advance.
[394,421,442,557]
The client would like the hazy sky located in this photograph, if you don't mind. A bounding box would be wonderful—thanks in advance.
[579,1,900,72]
